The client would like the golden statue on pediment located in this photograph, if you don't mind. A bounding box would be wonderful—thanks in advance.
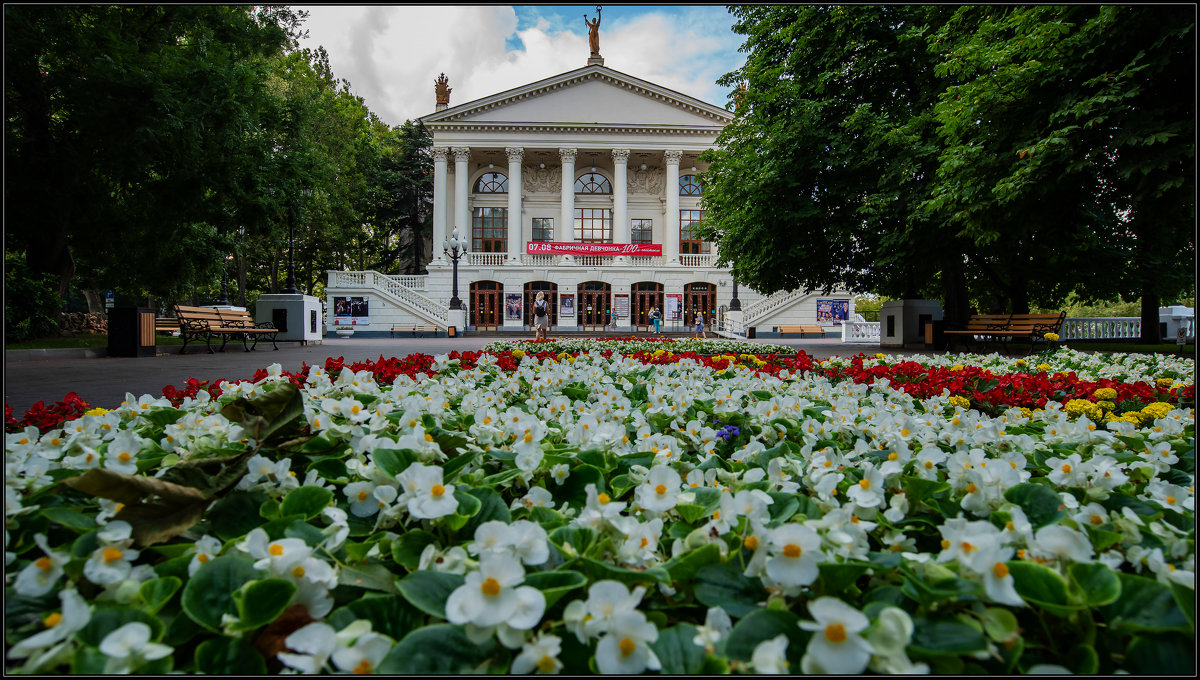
[435,73,451,106]
[585,6,602,57]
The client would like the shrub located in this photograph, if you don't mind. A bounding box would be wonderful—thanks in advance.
[4,253,63,343]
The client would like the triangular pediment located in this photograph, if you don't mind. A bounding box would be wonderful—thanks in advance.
[421,66,732,131]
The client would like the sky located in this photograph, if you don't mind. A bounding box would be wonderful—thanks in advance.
[293,5,746,127]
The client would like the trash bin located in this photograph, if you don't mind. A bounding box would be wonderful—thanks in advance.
[107,307,157,357]
[447,326,457,338]
[746,326,756,339]
[924,319,947,350]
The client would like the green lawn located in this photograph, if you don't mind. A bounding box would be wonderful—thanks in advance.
[4,333,186,350]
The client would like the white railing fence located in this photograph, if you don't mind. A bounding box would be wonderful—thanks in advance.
[679,254,717,267]
[467,253,507,267]
[842,321,881,343]
[327,270,447,327]
[740,289,807,326]
[1060,317,1140,340]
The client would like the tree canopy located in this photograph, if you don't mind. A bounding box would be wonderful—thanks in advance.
[700,5,1194,338]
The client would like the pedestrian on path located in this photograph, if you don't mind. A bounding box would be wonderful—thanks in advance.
[694,310,706,339]
[650,307,661,334]
[532,291,549,341]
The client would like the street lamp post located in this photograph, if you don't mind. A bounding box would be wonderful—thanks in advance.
[216,254,231,306]
[729,275,741,311]
[443,226,466,310]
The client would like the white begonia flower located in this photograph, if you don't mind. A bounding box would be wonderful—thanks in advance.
[320,505,350,552]
[98,622,172,674]
[577,580,648,641]
[103,430,145,475]
[278,622,337,673]
[615,516,664,567]
[187,535,224,577]
[550,463,571,486]
[693,606,733,652]
[751,633,791,674]
[764,522,825,588]
[13,533,69,597]
[7,587,91,673]
[509,519,550,566]
[847,462,886,508]
[84,520,140,586]
[1030,524,1094,564]
[329,621,394,675]
[240,529,338,618]
[633,464,683,514]
[397,462,458,519]
[418,543,470,574]
[444,552,546,630]
[798,597,875,675]
[594,609,661,675]
[469,520,518,558]
[512,485,556,513]
[510,632,564,674]
[343,479,398,517]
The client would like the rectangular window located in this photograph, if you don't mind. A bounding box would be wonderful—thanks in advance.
[573,208,612,242]
[472,207,507,253]
[532,217,554,242]
[631,219,653,245]
[680,209,709,254]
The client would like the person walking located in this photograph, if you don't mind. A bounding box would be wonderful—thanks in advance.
[532,291,549,341]
[694,309,706,339]
[650,306,661,335]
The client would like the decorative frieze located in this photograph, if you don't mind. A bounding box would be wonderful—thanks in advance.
[523,165,561,193]
[627,166,664,194]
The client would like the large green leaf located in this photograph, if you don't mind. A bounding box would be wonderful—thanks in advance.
[1003,483,1066,529]
[205,490,270,541]
[908,616,989,656]
[390,530,438,570]
[1068,562,1121,607]
[376,624,492,674]
[693,561,769,618]
[180,555,261,631]
[1099,573,1191,633]
[461,486,511,536]
[328,593,424,641]
[194,636,267,675]
[279,485,334,520]
[138,577,182,615]
[1006,560,1081,617]
[662,542,723,582]
[523,569,588,609]
[76,605,165,647]
[649,623,706,674]
[1122,633,1195,675]
[230,578,297,631]
[722,608,809,669]
[220,382,304,443]
[395,571,464,619]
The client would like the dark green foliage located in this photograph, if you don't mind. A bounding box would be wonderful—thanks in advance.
[4,252,63,342]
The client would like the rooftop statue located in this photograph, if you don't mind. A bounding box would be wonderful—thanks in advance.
[585,7,602,57]
[435,73,451,106]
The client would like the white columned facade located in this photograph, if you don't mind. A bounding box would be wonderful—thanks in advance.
[664,149,682,265]
[559,148,577,244]
[452,147,471,251]
[432,147,449,262]
[506,147,523,262]
[612,148,630,264]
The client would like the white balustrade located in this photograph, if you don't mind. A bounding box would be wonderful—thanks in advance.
[577,256,613,267]
[520,254,559,267]
[679,254,717,267]
[467,253,507,266]
[391,275,426,291]
[326,270,447,326]
[1061,317,1141,340]
[842,321,881,343]
[740,289,807,326]
[627,256,666,267]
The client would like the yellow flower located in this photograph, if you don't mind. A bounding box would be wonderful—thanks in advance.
[1063,399,1102,421]
[1096,400,1116,413]
[1092,388,1118,401]
[512,349,526,360]
[1156,378,1176,389]
[1014,360,1026,369]
[948,396,971,410]
[1036,363,1051,373]
[1043,332,1060,342]
[1140,402,1173,422]
[875,353,886,360]
[950,364,964,371]
[84,407,111,417]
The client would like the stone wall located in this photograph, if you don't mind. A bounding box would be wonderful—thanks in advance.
[58,311,108,335]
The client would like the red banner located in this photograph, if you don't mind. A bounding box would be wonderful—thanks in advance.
[526,241,662,256]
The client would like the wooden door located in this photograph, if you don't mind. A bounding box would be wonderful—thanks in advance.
[631,283,663,332]
[470,282,502,330]
[683,283,716,328]
[524,282,558,328]
[577,282,611,330]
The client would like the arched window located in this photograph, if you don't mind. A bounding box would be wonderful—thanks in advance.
[574,172,612,194]
[679,175,703,196]
[474,172,508,193]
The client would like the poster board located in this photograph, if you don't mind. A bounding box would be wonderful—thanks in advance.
[665,294,683,321]
[559,294,575,317]
[816,299,850,325]
[505,293,523,321]
[333,296,370,325]
[614,294,629,318]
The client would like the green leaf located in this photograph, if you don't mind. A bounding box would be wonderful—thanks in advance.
[390,530,438,570]
[1171,581,1195,628]
[461,486,511,537]
[1068,562,1121,606]
[817,561,871,595]
[1003,483,1066,529]
[377,624,492,674]
[1099,572,1191,633]
[280,485,334,520]
[1006,560,1080,616]
[1066,643,1099,674]
[523,569,588,608]
[194,636,267,675]
[909,616,989,656]
[338,563,399,594]
[230,578,297,631]
[900,475,952,507]
[138,577,182,615]
[765,491,800,526]
[39,506,97,532]
[440,449,479,482]
[328,593,424,641]
[549,526,599,557]
[76,605,165,647]
[371,449,414,480]
[694,561,769,618]
[575,556,670,586]
[206,490,270,541]
[675,503,709,524]
[554,463,605,509]
[649,623,706,674]
[980,607,1020,643]
[1122,633,1195,675]
[220,381,304,443]
[662,542,723,582]
[180,555,261,631]
[395,570,464,619]
[723,608,808,669]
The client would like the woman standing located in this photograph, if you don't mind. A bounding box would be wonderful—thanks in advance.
[650,306,661,335]
[533,291,549,341]
[694,309,706,339]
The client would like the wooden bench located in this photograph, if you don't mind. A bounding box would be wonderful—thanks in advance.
[154,317,180,335]
[777,325,826,337]
[944,312,1064,354]
[391,323,438,338]
[174,305,279,354]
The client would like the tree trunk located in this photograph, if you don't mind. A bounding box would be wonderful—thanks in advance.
[1139,287,1161,344]
[81,288,105,314]
[941,261,970,327]
[237,254,247,307]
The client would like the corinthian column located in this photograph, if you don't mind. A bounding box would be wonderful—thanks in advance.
[664,150,682,265]
[432,147,449,263]
[559,148,577,244]
[612,148,630,263]
[452,147,471,253]
[506,147,523,263]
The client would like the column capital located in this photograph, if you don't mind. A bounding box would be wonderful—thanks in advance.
[505,147,524,163]
[664,150,683,164]
[452,146,471,163]
[559,147,578,163]
[432,147,451,162]
[611,148,630,163]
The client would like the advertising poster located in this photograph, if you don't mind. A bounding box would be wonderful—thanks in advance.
[665,294,682,321]
[614,294,629,318]
[333,296,370,325]
[527,242,662,256]
[505,293,523,321]
[816,299,850,325]
[559,294,575,317]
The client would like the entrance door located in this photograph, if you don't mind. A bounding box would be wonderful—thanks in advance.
[683,282,717,328]
[524,281,558,329]
[631,282,663,332]
[470,281,502,330]
[577,281,611,331]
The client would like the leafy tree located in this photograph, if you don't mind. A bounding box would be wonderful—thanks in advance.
[361,120,434,275]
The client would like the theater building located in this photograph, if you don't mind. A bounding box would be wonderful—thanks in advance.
[325,49,854,337]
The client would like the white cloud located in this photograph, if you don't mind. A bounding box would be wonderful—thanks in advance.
[295,5,743,127]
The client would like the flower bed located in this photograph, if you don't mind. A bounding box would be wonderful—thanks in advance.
[484,335,795,357]
[4,342,1194,674]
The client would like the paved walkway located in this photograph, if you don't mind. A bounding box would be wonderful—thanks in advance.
[4,335,927,414]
